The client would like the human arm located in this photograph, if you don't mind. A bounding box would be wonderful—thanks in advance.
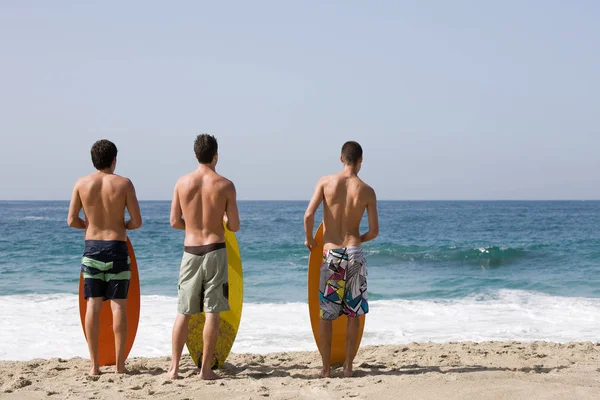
[125,179,142,230]
[224,182,240,232]
[360,188,379,243]
[169,181,185,230]
[67,182,87,229]
[303,178,324,250]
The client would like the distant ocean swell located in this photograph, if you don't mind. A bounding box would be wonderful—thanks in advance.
[3,201,600,316]
[239,243,529,266]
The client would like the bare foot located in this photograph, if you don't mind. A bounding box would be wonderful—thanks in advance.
[89,367,101,376]
[167,366,179,380]
[116,366,129,374]
[343,362,353,378]
[200,369,220,380]
[319,367,331,378]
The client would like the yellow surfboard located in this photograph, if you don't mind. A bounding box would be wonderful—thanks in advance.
[186,224,243,369]
[308,223,365,365]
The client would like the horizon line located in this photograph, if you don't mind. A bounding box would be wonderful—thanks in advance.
[1,199,600,202]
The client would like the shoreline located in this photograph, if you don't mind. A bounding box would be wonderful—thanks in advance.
[4,291,600,362]
[2,341,599,399]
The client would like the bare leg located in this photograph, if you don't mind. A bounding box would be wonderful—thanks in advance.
[110,299,128,373]
[319,319,333,378]
[200,312,220,380]
[168,313,191,379]
[343,316,360,377]
[85,297,104,376]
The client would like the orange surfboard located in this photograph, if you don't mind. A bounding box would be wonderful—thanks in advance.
[78,237,141,366]
[308,223,365,365]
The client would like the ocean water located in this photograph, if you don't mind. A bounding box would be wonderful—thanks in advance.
[1,200,600,360]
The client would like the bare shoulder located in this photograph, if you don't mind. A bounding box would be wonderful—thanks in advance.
[318,174,335,186]
[359,179,376,199]
[113,174,134,188]
[176,172,196,187]
[175,174,187,186]
[216,174,236,192]
[75,173,95,188]
[73,176,86,188]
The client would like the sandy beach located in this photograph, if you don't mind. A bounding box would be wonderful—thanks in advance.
[1,341,599,399]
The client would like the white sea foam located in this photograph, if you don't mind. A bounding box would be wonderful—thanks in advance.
[1,290,599,361]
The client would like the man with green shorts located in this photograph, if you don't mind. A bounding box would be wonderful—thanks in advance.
[177,243,229,315]
[168,134,240,380]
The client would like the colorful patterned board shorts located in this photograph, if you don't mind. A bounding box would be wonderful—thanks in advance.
[319,246,368,320]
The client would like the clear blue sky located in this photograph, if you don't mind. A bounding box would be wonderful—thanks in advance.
[1,1,598,200]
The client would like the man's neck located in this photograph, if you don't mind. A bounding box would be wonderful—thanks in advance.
[341,165,359,177]
[197,163,216,172]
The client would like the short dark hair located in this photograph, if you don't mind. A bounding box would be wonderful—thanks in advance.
[341,141,363,165]
[194,134,218,164]
[90,139,118,170]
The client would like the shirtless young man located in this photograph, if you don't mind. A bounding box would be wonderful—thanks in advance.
[168,134,240,380]
[304,141,379,378]
[67,139,142,376]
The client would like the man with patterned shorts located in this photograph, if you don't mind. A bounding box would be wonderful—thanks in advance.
[304,141,379,378]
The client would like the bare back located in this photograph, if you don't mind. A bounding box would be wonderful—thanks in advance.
[171,166,239,246]
[73,172,135,241]
[321,173,374,250]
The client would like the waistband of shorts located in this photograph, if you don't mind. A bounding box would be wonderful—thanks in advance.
[324,246,363,256]
[83,240,129,261]
[84,240,127,245]
[184,242,226,257]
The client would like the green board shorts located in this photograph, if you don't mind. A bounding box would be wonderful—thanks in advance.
[177,243,230,315]
[81,240,130,300]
